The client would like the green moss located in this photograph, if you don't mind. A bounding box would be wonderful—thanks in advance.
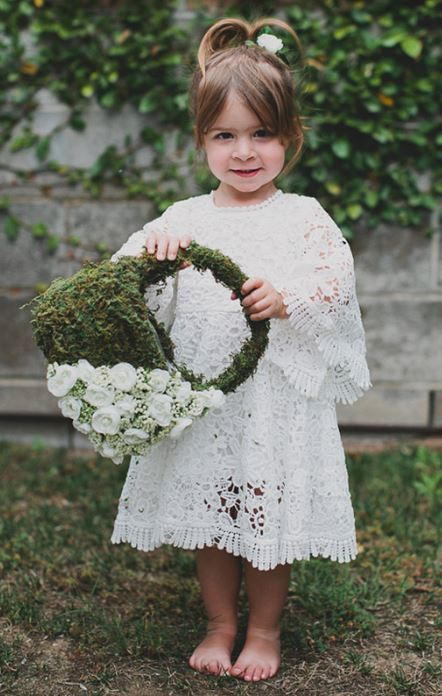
[29,241,269,394]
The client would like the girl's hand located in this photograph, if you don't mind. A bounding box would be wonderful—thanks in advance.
[231,277,287,320]
[145,231,192,270]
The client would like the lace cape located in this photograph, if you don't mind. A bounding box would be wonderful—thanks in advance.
[111,191,371,406]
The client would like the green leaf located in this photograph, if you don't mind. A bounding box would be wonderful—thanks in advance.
[325,181,342,196]
[4,215,20,241]
[36,136,50,162]
[0,196,10,212]
[81,85,94,98]
[364,191,378,208]
[401,36,423,59]
[346,203,362,220]
[9,130,37,153]
[332,139,350,159]
[31,222,48,239]
[138,95,155,113]
[46,235,60,254]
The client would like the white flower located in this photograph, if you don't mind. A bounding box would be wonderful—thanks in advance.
[58,396,82,420]
[84,383,115,407]
[123,428,150,444]
[115,394,136,415]
[148,393,173,426]
[188,392,209,417]
[73,420,92,435]
[100,441,119,459]
[148,368,171,393]
[205,388,226,409]
[169,417,193,439]
[47,364,78,397]
[256,33,284,54]
[109,362,138,391]
[174,381,192,403]
[76,358,96,382]
[91,406,121,435]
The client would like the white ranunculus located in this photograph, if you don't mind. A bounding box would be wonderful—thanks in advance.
[109,362,138,391]
[256,33,284,53]
[91,406,121,435]
[206,388,226,409]
[76,358,96,382]
[100,442,119,459]
[188,392,209,417]
[148,393,173,426]
[84,383,115,407]
[47,364,78,397]
[123,428,150,444]
[174,381,192,403]
[58,396,82,420]
[169,417,193,439]
[115,394,136,415]
[73,420,92,435]
[148,368,171,393]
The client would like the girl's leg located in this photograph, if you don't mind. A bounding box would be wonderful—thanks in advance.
[230,560,292,682]
[189,546,243,676]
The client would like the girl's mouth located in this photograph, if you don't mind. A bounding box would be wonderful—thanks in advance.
[232,168,261,178]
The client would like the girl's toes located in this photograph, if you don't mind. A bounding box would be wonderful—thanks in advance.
[230,664,244,677]
[209,660,220,675]
[252,667,262,681]
[243,667,254,681]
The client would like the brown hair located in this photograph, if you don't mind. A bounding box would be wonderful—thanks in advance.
[189,16,307,177]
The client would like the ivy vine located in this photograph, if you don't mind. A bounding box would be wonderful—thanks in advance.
[0,0,440,259]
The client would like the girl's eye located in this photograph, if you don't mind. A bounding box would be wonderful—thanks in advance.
[215,128,270,140]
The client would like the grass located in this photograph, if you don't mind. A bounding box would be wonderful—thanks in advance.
[0,440,440,695]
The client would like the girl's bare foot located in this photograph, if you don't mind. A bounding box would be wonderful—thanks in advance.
[188,624,237,676]
[229,626,281,682]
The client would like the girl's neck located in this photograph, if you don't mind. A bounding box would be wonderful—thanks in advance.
[212,182,278,208]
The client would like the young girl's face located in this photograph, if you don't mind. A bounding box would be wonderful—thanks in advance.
[202,91,287,198]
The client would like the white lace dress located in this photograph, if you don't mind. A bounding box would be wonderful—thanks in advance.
[110,189,372,570]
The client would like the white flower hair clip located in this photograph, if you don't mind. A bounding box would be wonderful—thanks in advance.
[256,33,284,54]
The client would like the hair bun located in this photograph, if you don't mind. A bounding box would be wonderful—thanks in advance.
[197,18,250,73]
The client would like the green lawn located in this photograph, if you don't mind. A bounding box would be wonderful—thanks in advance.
[0,441,440,695]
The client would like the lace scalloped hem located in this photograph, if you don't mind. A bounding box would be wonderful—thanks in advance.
[110,523,358,570]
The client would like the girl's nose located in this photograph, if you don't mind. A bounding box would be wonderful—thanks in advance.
[232,138,255,160]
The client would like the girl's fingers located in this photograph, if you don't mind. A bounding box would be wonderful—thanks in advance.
[156,235,168,260]
[167,237,180,260]
[145,234,157,254]
[179,235,192,248]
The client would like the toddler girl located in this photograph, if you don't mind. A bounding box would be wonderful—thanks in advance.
[110,16,371,683]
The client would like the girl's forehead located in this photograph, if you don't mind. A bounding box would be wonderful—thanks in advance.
[211,92,261,129]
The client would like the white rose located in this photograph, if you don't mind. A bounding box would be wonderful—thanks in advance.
[91,406,121,435]
[115,394,136,415]
[174,381,192,403]
[76,358,96,382]
[256,33,283,53]
[148,393,173,426]
[188,392,209,417]
[123,428,150,444]
[84,383,115,407]
[148,368,171,393]
[73,420,92,435]
[206,388,226,409]
[100,441,118,459]
[169,417,193,439]
[109,363,138,391]
[58,396,82,420]
[47,364,78,397]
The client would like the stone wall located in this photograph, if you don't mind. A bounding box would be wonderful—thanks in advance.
[1,6,441,446]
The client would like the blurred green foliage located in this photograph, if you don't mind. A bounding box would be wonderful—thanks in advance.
[0,0,440,246]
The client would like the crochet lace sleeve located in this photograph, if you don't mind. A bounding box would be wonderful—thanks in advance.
[271,198,372,405]
[110,210,178,333]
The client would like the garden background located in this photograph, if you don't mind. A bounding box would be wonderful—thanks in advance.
[0,1,440,695]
